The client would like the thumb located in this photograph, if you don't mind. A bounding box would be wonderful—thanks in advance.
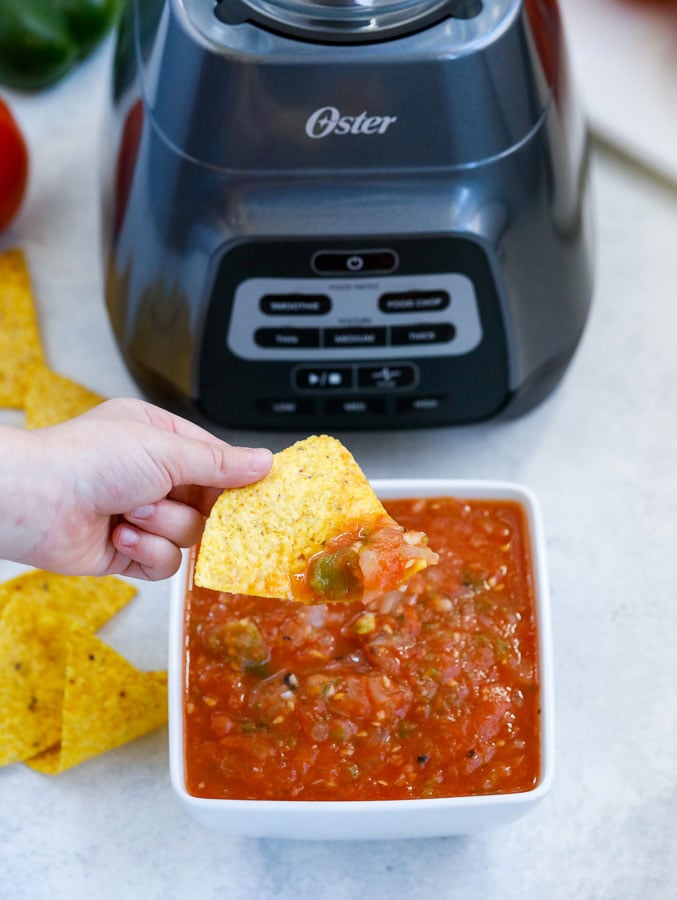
[163,435,273,490]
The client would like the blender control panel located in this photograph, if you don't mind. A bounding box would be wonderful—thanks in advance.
[226,271,482,364]
[199,236,510,429]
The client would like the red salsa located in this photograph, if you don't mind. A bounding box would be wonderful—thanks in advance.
[292,517,438,604]
[183,497,541,801]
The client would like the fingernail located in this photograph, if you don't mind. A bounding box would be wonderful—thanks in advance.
[118,526,139,549]
[130,504,155,520]
[247,448,273,476]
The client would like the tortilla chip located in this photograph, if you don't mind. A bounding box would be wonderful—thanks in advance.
[19,742,61,774]
[25,625,167,774]
[194,434,392,600]
[24,364,105,429]
[0,570,136,630]
[0,600,72,766]
[0,248,45,407]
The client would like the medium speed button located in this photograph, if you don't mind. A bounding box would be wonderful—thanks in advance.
[311,249,398,276]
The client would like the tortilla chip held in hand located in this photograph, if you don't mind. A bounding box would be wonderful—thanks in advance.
[195,435,438,604]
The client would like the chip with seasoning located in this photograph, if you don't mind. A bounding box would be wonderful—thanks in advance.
[24,364,105,429]
[195,434,438,603]
[25,624,168,775]
[0,570,136,629]
[0,600,73,766]
[0,248,46,407]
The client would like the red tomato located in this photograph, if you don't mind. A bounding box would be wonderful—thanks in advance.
[0,97,29,232]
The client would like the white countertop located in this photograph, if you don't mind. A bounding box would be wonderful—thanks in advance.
[1,29,676,900]
[559,0,677,185]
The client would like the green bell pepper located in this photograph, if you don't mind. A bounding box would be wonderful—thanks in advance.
[0,0,123,91]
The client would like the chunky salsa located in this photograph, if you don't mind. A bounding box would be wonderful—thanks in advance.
[183,497,541,801]
[292,518,438,604]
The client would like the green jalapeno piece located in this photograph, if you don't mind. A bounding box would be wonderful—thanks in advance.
[204,618,269,670]
[308,547,361,601]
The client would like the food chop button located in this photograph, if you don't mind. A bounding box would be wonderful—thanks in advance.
[379,290,450,313]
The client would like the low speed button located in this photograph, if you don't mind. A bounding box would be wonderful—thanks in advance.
[390,323,456,346]
[255,398,314,416]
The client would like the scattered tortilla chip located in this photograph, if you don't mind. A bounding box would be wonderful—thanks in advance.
[0,248,45,407]
[195,435,437,602]
[0,570,136,630]
[25,624,167,774]
[19,743,61,775]
[0,600,72,766]
[24,364,105,429]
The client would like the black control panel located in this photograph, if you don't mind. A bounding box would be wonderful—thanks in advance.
[198,236,509,429]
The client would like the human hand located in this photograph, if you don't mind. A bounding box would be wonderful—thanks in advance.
[0,398,273,580]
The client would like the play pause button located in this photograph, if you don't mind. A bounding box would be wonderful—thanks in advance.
[294,367,353,390]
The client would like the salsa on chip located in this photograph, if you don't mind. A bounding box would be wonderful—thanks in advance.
[195,435,438,603]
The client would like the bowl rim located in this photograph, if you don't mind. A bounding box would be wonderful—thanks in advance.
[168,477,555,812]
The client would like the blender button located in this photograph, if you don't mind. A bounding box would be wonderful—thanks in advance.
[324,327,387,348]
[379,290,450,314]
[311,249,398,275]
[255,398,314,416]
[326,397,386,416]
[255,327,320,348]
[294,367,353,390]
[260,294,331,316]
[390,323,456,345]
[397,395,447,413]
[357,363,417,390]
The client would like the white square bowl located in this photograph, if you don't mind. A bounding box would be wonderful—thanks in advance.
[168,479,554,841]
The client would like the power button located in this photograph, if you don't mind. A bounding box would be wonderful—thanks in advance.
[311,249,399,276]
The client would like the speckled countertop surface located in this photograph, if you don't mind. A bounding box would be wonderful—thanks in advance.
[0,28,675,900]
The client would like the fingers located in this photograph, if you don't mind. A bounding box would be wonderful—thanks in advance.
[124,499,205,548]
[109,498,205,580]
[111,522,184,582]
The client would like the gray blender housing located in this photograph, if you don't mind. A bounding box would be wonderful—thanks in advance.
[103,0,593,430]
